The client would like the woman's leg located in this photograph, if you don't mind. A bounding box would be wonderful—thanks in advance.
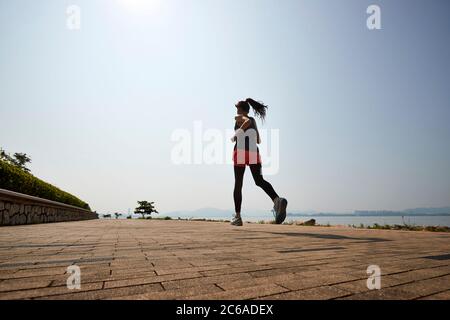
[233,165,246,217]
[249,164,279,201]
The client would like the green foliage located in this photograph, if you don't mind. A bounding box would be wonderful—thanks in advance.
[134,201,158,219]
[351,221,449,232]
[0,160,90,210]
[424,226,450,232]
[152,216,173,220]
[0,148,32,172]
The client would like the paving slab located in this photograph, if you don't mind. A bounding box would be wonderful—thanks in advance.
[0,220,449,300]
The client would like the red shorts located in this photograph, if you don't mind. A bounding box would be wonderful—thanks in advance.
[233,149,262,167]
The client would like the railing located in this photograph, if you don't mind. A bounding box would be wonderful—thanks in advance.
[0,188,98,226]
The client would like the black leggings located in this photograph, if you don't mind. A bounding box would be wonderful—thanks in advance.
[233,164,279,214]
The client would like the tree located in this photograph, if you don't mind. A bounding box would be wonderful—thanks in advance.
[114,212,121,219]
[0,148,32,172]
[13,153,32,172]
[134,201,158,219]
[0,148,11,162]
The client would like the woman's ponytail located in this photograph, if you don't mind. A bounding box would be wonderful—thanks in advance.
[246,98,268,122]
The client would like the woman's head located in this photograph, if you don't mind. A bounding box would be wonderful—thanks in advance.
[235,98,268,121]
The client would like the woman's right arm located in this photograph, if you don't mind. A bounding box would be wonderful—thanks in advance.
[252,118,261,144]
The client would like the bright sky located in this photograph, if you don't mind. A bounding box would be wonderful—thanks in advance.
[1,0,449,214]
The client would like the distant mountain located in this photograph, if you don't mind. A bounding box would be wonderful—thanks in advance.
[165,207,234,218]
[164,207,274,219]
[354,207,450,216]
[403,207,450,215]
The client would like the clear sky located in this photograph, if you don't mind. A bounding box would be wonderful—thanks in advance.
[1,0,449,214]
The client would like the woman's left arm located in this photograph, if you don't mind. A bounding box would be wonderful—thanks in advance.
[253,118,261,144]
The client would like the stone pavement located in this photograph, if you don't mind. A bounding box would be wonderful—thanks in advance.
[0,220,449,300]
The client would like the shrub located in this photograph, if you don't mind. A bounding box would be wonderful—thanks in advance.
[0,160,90,210]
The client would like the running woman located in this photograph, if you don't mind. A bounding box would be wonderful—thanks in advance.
[230,98,288,226]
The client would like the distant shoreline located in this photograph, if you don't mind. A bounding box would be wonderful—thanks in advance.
[97,216,450,232]
[99,210,450,228]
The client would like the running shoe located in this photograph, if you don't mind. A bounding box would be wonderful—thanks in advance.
[230,216,243,226]
[274,198,288,224]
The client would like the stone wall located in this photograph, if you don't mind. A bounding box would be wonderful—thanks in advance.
[0,188,98,226]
